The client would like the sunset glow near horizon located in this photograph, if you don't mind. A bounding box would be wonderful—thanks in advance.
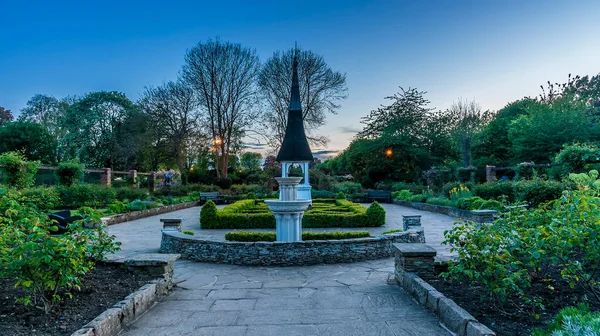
[2,0,599,158]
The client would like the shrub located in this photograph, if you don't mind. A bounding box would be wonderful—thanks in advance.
[479,199,503,211]
[335,191,346,200]
[554,143,600,175]
[473,182,516,202]
[0,151,40,188]
[224,230,370,242]
[0,194,119,313]
[115,187,149,202]
[55,184,117,208]
[56,159,85,186]
[532,304,600,336]
[448,184,472,201]
[244,192,257,200]
[456,196,484,210]
[382,229,403,234]
[393,189,413,201]
[311,190,335,198]
[21,187,60,211]
[125,200,148,212]
[515,179,564,207]
[366,201,385,225]
[426,197,456,207]
[444,185,600,313]
[182,230,195,236]
[331,181,363,194]
[200,200,218,228]
[409,194,428,202]
[214,177,233,189]
[107,201,126,214]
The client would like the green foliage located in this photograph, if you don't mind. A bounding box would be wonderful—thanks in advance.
[444,183,600,313]
[224,230,370,242]
[21,187,60,211]
[331,181,363,194]
[200,200,218,228]
[554,143,600,175]
[426,197,456,207]
[366,201,385,225]
[472,182,516,202]
[514,162,535,180]
[456,196,484,210]
[448,184,472,201]
[335,191,346,200]
[107,201,126,214]
[532,304,600,336]
[443,181,475,198]
[182,230,194,236]
[409,193,429,202]
[382,229,403,234]
[214,177,232,189]
[56,159,85,186]
[311,189,335,198]
[201,199,386,229]
[0,121,57,163]
[508,98,599,163]
[225,231,276,242]
[0,151,40,188]
[479,199,503,211]
[125,200,148,211]
[115,187,149,202]
[393,189,413,201]
[240,152,262,171]
[55,184,117,208]
[0,191,120,313]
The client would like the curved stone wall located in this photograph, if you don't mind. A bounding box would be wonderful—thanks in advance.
[159,229,425,266]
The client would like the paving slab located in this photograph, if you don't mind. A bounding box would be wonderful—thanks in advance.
[110,204,454,335]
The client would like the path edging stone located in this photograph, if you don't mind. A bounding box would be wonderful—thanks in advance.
[102,201,199,226]
[70,253,180,336]
[394,243,495,335]
[393,200,496,223]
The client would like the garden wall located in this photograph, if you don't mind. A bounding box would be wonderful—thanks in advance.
[159,229,425,266]
[393,200,496,223]
[102,201,199,225]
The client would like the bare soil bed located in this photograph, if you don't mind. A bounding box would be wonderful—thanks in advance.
[428,275,600,336]
[0,263,154,336]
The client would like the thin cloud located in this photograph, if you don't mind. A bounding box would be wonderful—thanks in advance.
[339,126,361,134]
[312,149,339,156]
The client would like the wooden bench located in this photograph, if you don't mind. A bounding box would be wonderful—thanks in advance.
[200,192,225,205]
[367,190,392,203]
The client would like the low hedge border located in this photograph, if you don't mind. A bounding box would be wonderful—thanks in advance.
[200,199,386,229]
[224,230,371,242]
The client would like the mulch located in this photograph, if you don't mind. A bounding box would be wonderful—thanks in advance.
[428,274,600,336]
[0,263,154,336]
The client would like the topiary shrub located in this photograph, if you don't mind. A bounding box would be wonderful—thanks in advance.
[56,159,85,186]
[335,191,346,200]
[366,201,385,225]
[0,151,40,188]
[224,230,370,242]
[200,200,218,228]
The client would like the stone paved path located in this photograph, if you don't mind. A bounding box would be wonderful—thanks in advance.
[108,203,458,259]
[109,203,459,335]
[120,259,450,336]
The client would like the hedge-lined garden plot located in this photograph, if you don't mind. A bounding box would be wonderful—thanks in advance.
[200,198,386,229]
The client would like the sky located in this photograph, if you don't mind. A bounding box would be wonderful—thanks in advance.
[1,0,599,157]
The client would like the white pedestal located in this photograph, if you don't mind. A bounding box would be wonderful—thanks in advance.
[274,212,304,242]
[297,184,312,203]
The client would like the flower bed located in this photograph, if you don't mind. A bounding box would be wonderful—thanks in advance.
[199,198,386,229]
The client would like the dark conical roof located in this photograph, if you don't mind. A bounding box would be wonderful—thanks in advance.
[276,48,314,162]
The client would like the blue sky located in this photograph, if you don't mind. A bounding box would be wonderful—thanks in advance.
[1,0,599,155]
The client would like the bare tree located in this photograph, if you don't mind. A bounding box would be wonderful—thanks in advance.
[258,48,348,149]
[182,38,261,178]
[449,98,494,167]
[139,80,203,174]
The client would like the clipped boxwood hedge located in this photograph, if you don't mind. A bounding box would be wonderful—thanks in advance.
[224,230,371,242]
[200,199,386,229]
